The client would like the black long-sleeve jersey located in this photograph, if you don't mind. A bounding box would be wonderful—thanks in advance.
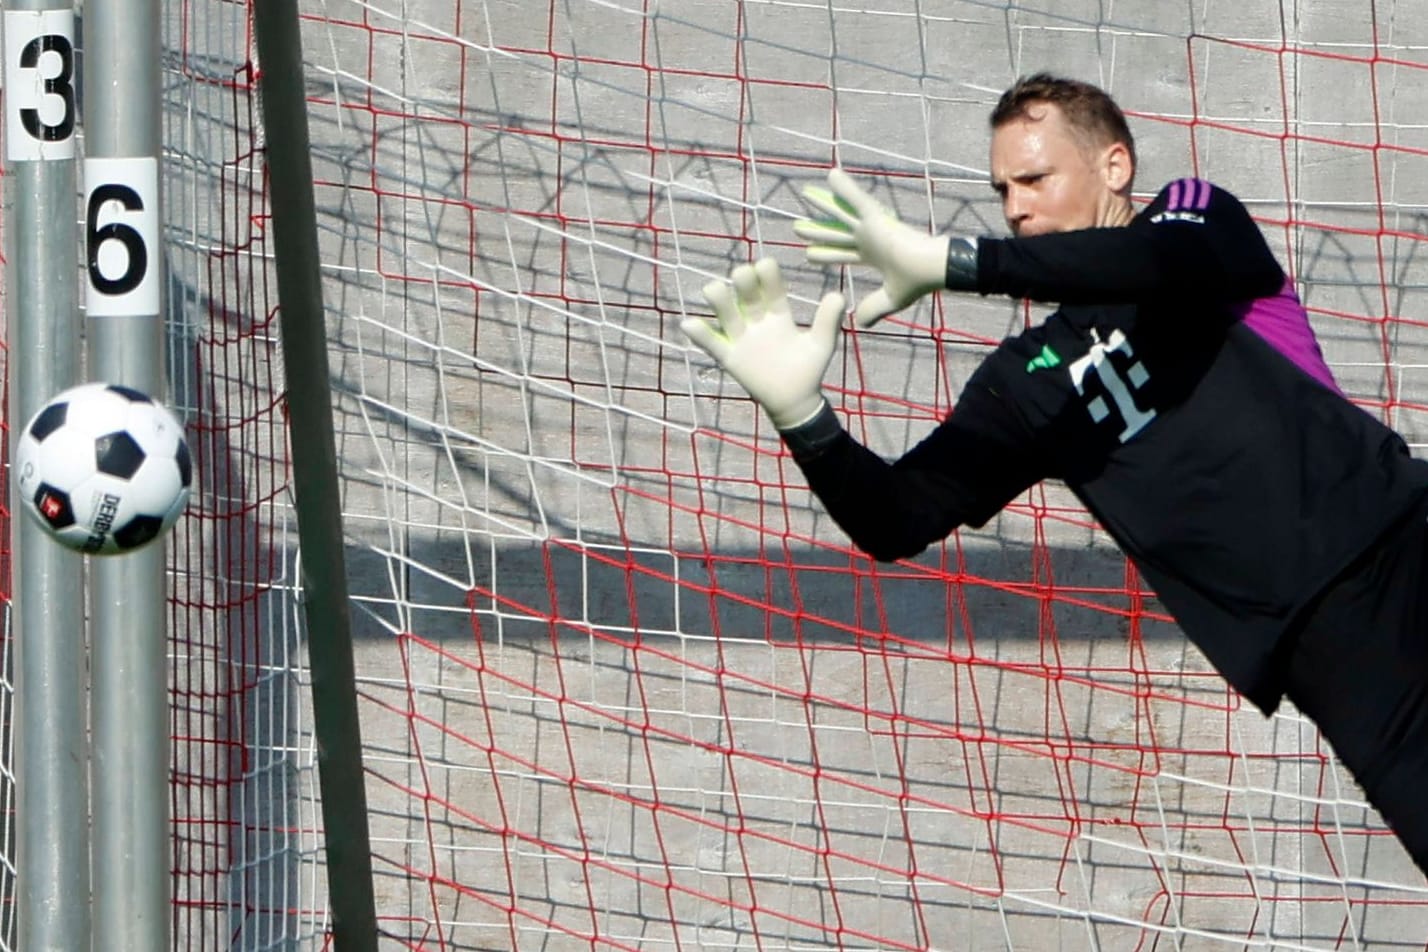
[788,178,1428,713]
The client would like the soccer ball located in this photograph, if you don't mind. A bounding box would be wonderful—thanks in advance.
[13,382,193,555]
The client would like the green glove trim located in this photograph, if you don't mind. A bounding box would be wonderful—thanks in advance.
[802,186,859,221]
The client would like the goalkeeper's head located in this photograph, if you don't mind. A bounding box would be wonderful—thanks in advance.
[988,73,1137,238]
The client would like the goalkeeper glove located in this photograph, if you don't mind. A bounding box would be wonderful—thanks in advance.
[794,168,978,328]
[681,258,846,430]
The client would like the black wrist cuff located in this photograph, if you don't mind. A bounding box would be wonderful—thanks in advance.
[944,236,980,292]
[779,400,844,462]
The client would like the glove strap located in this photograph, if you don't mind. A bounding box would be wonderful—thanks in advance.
[944,236,980,292]
[779,399,844,462]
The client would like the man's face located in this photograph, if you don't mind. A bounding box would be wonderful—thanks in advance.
[989,102,1129,237]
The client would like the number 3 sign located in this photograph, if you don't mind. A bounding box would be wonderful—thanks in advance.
[4,10,77,161]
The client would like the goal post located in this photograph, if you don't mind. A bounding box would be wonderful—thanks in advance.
[82,0,172,942]
[251,0,379,942]
[2,1,87,949]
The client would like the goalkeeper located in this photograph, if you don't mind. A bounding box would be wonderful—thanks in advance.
[682,73,1428,874]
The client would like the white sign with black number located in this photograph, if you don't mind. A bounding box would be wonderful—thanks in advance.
[3,10,77,161]
[85,157,160,317]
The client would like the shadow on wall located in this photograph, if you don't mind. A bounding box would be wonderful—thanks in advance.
[340,523,1179,649]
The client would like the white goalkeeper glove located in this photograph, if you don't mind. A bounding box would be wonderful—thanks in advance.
[794,168,968,328]
[681,258,846,430]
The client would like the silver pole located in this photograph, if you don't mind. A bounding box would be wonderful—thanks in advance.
[2,5,90,951]
[82,0,169,943]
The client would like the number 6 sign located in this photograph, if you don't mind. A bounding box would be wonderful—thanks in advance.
[85,157,160,317]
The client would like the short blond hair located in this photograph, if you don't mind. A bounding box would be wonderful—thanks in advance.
[992,73,1137,173]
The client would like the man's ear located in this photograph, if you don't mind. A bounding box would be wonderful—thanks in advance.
[1102,140,1134,193]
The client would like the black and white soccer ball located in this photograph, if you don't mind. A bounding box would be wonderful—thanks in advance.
[14,382,192,555]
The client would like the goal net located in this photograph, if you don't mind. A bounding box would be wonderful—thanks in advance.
[8,0,1428,948]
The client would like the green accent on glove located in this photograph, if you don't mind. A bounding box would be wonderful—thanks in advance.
[801,186,858,222]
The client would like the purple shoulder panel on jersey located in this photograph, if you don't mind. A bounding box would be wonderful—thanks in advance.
[1166,177,1212,212]
[1233,277,1342,394]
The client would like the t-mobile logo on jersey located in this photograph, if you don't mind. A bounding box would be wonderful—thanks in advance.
[1068,327,1156,443]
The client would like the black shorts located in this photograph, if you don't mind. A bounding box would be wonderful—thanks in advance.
[1285,501,1428,875]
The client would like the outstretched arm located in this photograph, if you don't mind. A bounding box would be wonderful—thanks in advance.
[684,257,1046,562]
[779,367,1046,562]
[796,170,1284,318]
[978,180,1285,305]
